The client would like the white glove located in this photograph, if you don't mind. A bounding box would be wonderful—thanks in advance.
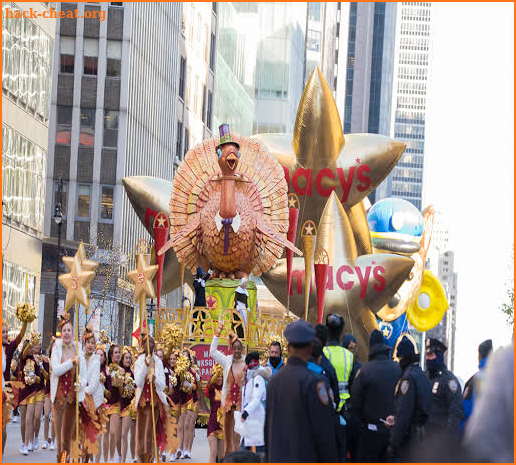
[183,381,192,390]
[208,269,213,275]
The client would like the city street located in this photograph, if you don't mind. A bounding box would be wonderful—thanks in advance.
[3,421,210,463]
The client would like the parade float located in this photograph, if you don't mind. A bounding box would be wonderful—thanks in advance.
[121,67,449,366]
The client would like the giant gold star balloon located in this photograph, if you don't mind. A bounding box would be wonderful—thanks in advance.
[262,192,414,361]
[127,253,159,302]
[121,67,412,359]
[58,248,96,311]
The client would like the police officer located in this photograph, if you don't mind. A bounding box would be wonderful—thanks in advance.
[425,338,464,434]
[323,314,354,461]
[264,320,338,463]
[387,336,432,462]
[351,330,401,462]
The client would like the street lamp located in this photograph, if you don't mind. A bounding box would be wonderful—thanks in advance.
[52,177,63,336]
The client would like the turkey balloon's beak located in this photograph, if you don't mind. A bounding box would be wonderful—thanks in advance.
[226,153,238,171]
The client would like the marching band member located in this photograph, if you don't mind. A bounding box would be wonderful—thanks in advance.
[178,349,198,459]
[164,350,181,461]
[134,333,168,463]
[2,320,28,453]
[95,345,110,463]
[119,348,136,463]
[210,315,245,455]
[50,315,87,463]
[106,344,124,462]
[206,363,224,463]
[42,339,56,451]
[79,324,107,462]
[18,331,45,455]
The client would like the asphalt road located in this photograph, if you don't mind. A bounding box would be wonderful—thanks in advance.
[3,419,211,463]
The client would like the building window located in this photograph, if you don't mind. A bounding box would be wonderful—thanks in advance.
[202,84,207,124]
[186,66,192,108]
[204,26,210,63]
[76,184,91,219]
[209,32,216,72]
[106,40,122,77]
[2,124,46,232]
[60,37,75,74]
[57,106,73,145]
[2,262,36,332]
[308,3,322,21]
[99,185,114,221]
[184,128,189,158]
[83,38,99,75]
[179,56,186,100]
[53,180,68,219]
[194,75,199,115]
[176,121,183,158]
[80,108,96,146]
[110,2,123,5]
[207,90,213,130]
[103,110,118,148]
[307,30,321,52]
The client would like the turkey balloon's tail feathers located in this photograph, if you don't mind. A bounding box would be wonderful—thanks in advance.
[157,214,201,257]
[256,218,303,256]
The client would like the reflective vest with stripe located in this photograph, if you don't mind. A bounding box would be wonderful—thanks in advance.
[323,345,353,411]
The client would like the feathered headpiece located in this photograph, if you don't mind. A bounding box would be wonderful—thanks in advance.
[29,331,41,347]
[57,313,71,331]
[210,363,223,379]
[82,323,95,343]
[96,343,106,353]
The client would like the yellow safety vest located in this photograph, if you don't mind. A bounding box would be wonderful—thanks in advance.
[323,345,353,411]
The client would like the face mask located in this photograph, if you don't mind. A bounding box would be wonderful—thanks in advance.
[269,356,281,368]
[426,352,445,373]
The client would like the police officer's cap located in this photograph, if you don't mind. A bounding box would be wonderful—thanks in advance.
[425,338,447,354]
[284,320,316,345]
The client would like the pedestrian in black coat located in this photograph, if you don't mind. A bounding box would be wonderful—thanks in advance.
[265,320,338,463]
[387,336,432,462]
[351,330,402,462]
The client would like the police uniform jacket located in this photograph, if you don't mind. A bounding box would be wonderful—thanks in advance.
[427,367,463,430]
[351,346,402,424]
[265,356,338,463]
[320,354,339,407]
[390,362,432,450]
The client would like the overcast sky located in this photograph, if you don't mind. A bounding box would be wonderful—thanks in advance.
[424,2,514,381]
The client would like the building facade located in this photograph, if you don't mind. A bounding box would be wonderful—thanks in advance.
[426,211,458,370]
[2,2,56,335]
[374,2,432,210]
[40,2,205,344]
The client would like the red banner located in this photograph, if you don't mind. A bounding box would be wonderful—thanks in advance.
[314,263,329,324]
[188,344,230,383]
[287,208,299,296]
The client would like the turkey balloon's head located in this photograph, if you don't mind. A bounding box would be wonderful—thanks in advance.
[217,143,240,177]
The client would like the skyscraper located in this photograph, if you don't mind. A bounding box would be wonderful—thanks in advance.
[426,211,458,370]
[373,2,432,210]
[40,2,189,343]
[2,2,56,334]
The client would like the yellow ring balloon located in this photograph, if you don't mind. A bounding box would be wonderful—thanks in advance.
[406,270,448,332]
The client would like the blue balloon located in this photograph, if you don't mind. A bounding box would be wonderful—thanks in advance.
[377,313,409,348]
[367,198,424,238]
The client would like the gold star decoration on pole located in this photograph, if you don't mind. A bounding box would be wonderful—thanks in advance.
[62,241,99,300]
[58,242,97,311]
[127,253,159,303]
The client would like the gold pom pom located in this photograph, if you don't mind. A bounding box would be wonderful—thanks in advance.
[210,363,223,380]
[16,302,36,323]
[122,372,136,398]
[109,363,125,388]
[99,330,110,345]
[23,359,36,385]
[161,323,183,353]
